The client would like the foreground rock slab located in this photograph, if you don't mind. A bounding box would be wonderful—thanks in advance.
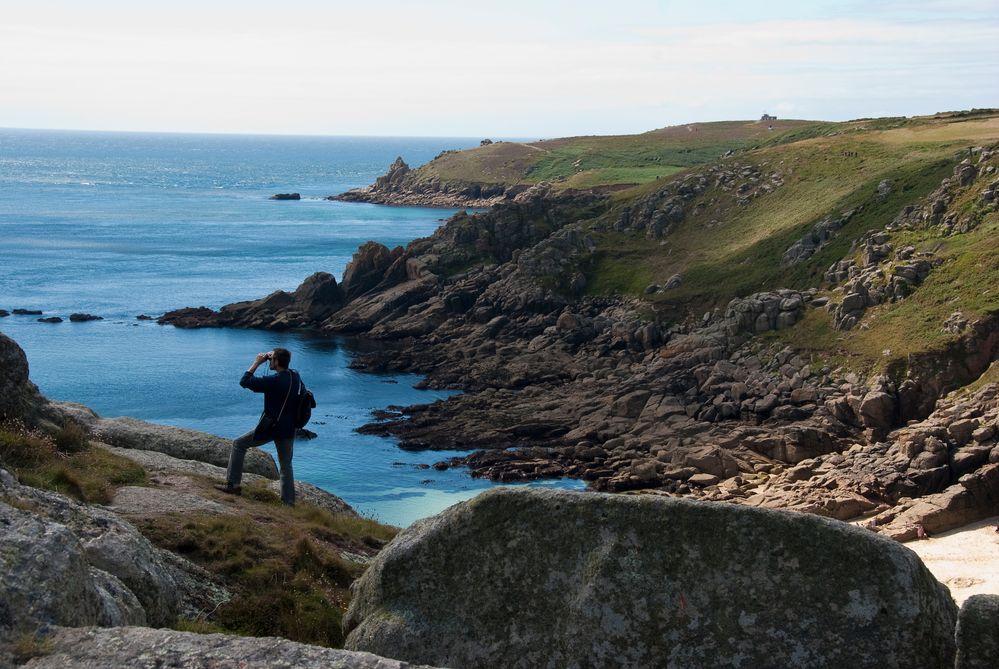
[345,488,957,669]
[19,626,443,669]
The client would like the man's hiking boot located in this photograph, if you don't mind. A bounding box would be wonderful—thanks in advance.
[214,483,242,496]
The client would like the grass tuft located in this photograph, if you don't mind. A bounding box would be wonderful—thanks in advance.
[0,423,146,504]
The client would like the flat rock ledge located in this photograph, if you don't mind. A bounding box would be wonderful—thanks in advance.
[18,626,443,669]
[345,488,958,669]
[93,416,278,479]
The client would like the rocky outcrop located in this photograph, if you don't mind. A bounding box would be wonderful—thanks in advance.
[68,313,103,322]
[782,209,854,266]
[19,626,443,669]
[269,192,300,200]
[0,332,67,431]
[825,232,938,330]
[956,595,999,669]
[159,271,343,330]
[333,156,520,208]
[345,488,957,669]
[889,149,998,235]
[0,468,224,646]
[0,497,142,645]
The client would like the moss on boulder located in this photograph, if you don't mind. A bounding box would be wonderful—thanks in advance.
[345,488,957,669]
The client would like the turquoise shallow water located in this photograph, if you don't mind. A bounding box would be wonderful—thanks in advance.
[0,128,583,526]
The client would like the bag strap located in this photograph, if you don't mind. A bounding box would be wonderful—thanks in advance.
[275,371,294,422]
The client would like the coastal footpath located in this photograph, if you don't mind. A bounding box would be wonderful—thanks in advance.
[1,332,998,667]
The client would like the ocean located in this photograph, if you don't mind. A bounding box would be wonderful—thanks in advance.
[0,128,583,526]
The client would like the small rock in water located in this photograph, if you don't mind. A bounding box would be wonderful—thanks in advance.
[136,314,154,321]
[270,192,301,200]
[38,316,63,323]
[69,313,103,322]
[0,309,9,317]
[13,308,43,315]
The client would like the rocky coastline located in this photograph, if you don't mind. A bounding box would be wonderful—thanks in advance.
[331,157,525,208]
[158,147,999,547]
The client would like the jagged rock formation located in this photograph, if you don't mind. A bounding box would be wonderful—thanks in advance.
[18,627,442,669]
[333,156,523,208]
[345,488,958,669]
[161,271,343,330]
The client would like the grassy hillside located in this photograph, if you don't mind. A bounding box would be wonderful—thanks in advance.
[416,119,822,189]
[574,110,999,376]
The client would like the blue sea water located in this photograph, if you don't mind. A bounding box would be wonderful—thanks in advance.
[0,128,582,526]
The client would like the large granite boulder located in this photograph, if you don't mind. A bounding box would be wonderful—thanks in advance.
[345,488,957,669]
[0,332,54,428]
[93,417,278,478]
[956,594,999,669]
[19,626,443,669]
[0,500,145,647]
[0,468,222,628]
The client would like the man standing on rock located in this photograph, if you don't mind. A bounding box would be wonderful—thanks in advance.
[217,348,304,505]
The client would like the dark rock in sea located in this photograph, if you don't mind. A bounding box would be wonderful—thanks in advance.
[295,428,317,440]
[159,272,344,330]
[38,316,63,323]
[0,310,8,317]
[136,314,154,320]
[69,313,103,322]
[345,488,958,669]
[13,309,42,315]
[270,192,301,200]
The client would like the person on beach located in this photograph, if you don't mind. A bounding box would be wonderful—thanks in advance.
[217,348,305,505]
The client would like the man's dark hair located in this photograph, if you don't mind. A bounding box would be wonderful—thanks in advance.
[273,348,292,368]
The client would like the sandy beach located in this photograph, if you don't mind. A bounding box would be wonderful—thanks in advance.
[905,515,999,605]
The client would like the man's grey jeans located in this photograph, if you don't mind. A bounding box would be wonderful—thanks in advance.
[226,430,295,505]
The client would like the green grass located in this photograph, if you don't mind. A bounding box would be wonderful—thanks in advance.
[562,165,684,189]
[580,128,973,319]
[409,120,823,191]
[770,157,999,376]
[0,424,146,504]
[136,490,398,648]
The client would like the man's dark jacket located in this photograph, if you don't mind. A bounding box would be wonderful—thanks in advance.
[241,369,304,439]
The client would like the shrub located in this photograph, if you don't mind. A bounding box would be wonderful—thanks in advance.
[53,421,88,453]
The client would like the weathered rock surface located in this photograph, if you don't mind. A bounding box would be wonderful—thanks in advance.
[0,499,141,646]
[333,156,519,208]
[20,626,443,669]
[160,271,343,330]
[955,594,999,669]
[345,488,957,669]
[0,468,221,628]
[93,417,278,478]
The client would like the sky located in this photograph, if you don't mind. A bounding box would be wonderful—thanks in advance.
[1,0,997,137]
